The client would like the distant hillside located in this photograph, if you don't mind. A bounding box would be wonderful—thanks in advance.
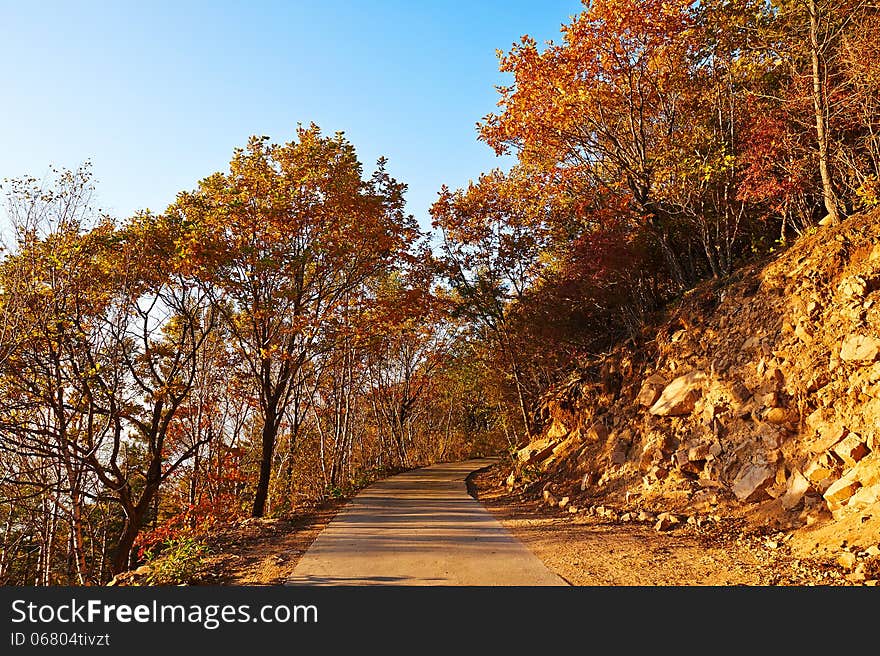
[504,206,880,574]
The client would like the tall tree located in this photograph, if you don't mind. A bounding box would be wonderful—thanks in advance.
[171,125,418,516]
[431,168,557,441]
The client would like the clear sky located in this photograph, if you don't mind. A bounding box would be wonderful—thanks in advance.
[1,0,584,233]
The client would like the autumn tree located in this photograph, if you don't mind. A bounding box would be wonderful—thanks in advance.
[479,0,796,286]
[170,125,419,517]
[752,1,879,224]
[361,260,457,469]
[431,167,562,441]
[0,167,218,577]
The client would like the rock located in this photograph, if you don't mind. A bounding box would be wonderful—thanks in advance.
[838,276,868,300]
[767,366,785,388]
[584,421,609,443]
[850,452,880,487]
[654,512,680,531]
[731,463,776,502]
[838,551,858,570]
[568,506,579,514]
[673,448,692,470]
[823,472,861,505]
[517,437,560,465]
[546,419,570,440]
[580,472,596,491]
[645,465,668,482]
[547,435,582,465]
[804,453,841,489]
[808,422,847,453]
[649,372,706,416]
[846,483,880,511]
[764,407,794,425]
[558,496,570,509]
[845,565,867,583]
[689,489,718,511]
[806,407,829,430]
[637,374,667,407]
[688,442,712,462]
[795,322,814,344]
[729,381,752,405]
[505,472,516,489]
[637,510,656,522]
[832,434,869,467]
[840,334,880,363]
[543,490,558,507]
[620,512,632,522]
[806,370,830,392]
[781,469,811,510]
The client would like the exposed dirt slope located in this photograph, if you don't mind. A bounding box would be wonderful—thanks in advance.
[109,500,346,586]
[495,208,880,585]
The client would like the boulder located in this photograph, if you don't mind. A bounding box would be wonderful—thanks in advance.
[517,437,559,465]
[851,452,880,488]
[649,372,706,416]
[688,442,712,462]
[847,483,880,511]
[808,422,847,454]
[764,407,794,425]
[804,453,841,489]
[781,469,811,510]
[731,463,775,502]
[840,334,880,363]
[832,434,869,467]
[823,472,861,505]
[654,512,680,531]
[637,374,668,407]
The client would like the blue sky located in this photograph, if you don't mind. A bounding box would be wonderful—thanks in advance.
[1,1,583,233]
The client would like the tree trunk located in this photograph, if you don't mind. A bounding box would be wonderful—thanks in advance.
[251,410,279,517]
[111,511,143,575]
[809,0,842,225]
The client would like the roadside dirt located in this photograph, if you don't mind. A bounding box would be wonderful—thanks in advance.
[198,500,348,585]
[111,499,348,586]
[468,464,878,586]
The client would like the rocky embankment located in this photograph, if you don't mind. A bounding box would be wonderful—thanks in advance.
[505,207,880,583]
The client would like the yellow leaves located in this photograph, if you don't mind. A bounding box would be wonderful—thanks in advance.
[855,175,880,208]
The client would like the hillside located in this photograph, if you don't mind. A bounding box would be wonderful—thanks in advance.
[478,207,880,585]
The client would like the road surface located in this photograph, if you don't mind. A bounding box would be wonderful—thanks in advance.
[287,458,567,585]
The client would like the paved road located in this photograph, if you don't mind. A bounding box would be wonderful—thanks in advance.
[286,458,567,586]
